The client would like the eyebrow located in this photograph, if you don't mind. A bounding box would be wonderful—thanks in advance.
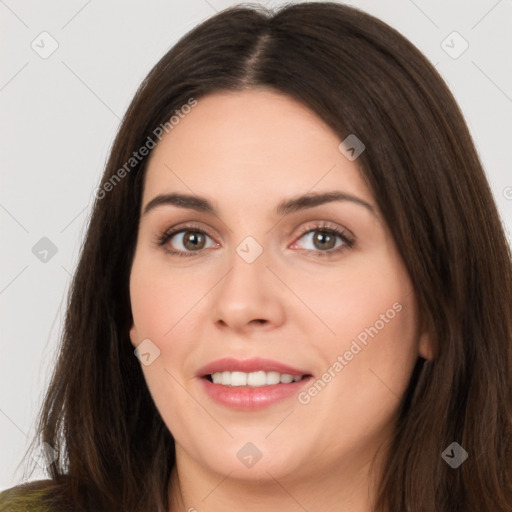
[142,191,377,218]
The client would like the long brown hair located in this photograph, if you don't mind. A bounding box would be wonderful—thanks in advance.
[11,2,512,511]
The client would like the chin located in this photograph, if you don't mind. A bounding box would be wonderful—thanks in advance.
[195,439,306,483]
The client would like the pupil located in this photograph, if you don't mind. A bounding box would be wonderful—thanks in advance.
[315,231,334,250]
[184,231,204,250]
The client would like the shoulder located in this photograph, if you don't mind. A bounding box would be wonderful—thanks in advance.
[0,480,57,511]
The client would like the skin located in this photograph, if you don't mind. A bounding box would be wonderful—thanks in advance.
[129,88,433,512]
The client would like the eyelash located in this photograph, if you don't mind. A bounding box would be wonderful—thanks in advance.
[155,221,355,258]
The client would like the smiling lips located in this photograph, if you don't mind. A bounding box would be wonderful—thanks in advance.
[196,357,313,410]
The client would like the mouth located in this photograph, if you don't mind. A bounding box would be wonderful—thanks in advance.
[196,358,313,410]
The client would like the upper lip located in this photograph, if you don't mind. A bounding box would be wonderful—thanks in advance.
[196,357,311,377]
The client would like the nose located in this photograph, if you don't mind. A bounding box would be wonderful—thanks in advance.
[211,245,286,335]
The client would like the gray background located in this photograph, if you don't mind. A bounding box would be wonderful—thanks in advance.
[1,0,511,490]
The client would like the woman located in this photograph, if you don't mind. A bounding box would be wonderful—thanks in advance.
[1,2,511,511]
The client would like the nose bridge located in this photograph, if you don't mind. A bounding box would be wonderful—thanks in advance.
[222,237,272,300]
[211,234,286,329]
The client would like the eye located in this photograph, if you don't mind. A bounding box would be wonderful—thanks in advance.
[291,221,354,257]
[156,223,218,257]
[156,221,354,258]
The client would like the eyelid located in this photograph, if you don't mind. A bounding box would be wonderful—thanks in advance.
[291,220,354,242]
[289,220,355,254]
[157,221,218,241]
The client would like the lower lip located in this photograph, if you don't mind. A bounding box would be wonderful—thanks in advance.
[199,376,313,410]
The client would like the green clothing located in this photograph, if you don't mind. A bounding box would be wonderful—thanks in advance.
[0,480,53,512]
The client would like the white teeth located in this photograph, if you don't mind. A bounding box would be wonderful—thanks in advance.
[266,371,281,385]
[210,371,305,387]
[230,371,247,386]
[247,371,266,386]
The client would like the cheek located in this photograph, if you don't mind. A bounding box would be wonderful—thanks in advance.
[129,254,209,339]
[331,272,413,346]
[293,275,418,455]
[289,251,413,345]
[294,249,419,403]
[129,257,205,437]
[129,254,211,401]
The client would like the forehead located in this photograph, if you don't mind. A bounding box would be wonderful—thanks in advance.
[142,89,373,210]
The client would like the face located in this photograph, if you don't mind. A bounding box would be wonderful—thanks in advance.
[129,89,432,484]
